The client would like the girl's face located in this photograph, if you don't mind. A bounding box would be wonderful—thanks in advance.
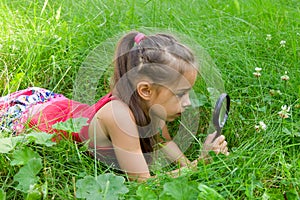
[149,69,197,122]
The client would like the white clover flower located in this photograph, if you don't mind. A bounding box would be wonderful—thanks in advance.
[270,89,282,96]
[281,71,289,81]
[259,121,267,130]
[253,72,261,77]
[255,121,267,132]
[280,40,286,47]
[281,105,290,112]
[253,67,262,77]
[266,34,272,40]
[269,89,275,96]
[276,90,282,95]
[278,105,291,119]
[255,67,262,72]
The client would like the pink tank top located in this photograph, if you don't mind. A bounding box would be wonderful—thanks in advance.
[29,93,116,142]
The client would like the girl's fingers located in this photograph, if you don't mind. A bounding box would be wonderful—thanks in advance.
[222,146,228,154]
[214,148,220,154]
[214,138,228,155]
[220,143,229,156]
[221,140,227,147]
[202,134,229,156]
[214,135,225,145]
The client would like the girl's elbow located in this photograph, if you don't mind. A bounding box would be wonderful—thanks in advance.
[126,172,152,182]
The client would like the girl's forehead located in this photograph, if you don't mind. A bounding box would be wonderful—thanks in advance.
[179,69,197,85]
[169,69,197,91]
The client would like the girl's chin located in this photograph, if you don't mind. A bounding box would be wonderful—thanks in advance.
[166,115,181,122]
[151,112,180,122]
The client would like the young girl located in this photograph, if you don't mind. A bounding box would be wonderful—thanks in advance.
[0,31,229,181]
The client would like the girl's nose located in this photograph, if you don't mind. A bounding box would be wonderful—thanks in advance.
[182,94,191,108]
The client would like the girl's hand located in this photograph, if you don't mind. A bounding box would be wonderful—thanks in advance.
[200,132,229,159]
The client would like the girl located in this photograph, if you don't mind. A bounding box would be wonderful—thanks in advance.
[0,31,229,181]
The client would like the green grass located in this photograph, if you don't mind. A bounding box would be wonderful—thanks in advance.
[0,0,299,199]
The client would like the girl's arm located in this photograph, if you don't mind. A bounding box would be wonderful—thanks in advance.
[96,100,151,181]
[159,125,191,167]
[160,125,229,169]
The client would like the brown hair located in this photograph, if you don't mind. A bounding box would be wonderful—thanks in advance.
[111,31,197,155]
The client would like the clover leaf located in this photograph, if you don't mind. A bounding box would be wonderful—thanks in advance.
[136,184,157,200]
[0,136,23,153]
[26,131,56,147]
[52,117,88,133]
[10,146,40,166]
[160,177,199,200]
[13,158,43,192]
[76,173,128,200]
[198,184,224,200]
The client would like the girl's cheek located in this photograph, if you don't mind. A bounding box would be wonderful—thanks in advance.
[149,104,167,120]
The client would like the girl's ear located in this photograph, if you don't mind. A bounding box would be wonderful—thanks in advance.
[136,81,153,101]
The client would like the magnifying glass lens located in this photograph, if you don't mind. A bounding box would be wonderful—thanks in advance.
[219,100,228,126]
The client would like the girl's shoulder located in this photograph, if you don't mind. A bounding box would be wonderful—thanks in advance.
[93,98,140,143]
[95,98,136,124]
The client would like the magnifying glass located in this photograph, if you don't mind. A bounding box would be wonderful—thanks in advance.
[212,93,230,140]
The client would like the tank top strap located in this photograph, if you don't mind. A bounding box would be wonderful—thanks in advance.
[78,92,116,142]
[91,92,116,112]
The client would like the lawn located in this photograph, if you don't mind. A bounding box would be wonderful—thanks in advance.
[0,0,299,199]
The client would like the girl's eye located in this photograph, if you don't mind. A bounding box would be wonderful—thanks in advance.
[176,92,186,98]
